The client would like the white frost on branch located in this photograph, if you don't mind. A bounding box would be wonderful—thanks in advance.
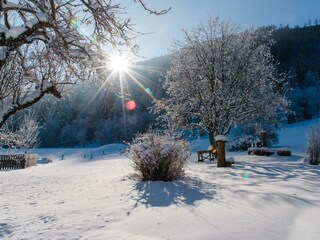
[0,46,8,60]
[155,18,289,146]
[6,26,27,39]
[2,1,21,9]
[35,12,47,22]
[0,0,170,128]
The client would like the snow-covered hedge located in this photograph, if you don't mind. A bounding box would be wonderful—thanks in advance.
[228,135,259,151]
[126,131,190,181]
[306,124,320,165]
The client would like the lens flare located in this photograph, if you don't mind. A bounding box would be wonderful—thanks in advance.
[145,88,153,96]
[242,173,250,179]
[125,100,136,111]
[69,17,79,29]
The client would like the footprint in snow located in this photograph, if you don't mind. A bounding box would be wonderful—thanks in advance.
[38,215,57,224]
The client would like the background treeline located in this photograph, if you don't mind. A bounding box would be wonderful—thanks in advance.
[31,56,169,147]
[270,25,320,122]
[29,24,320,147]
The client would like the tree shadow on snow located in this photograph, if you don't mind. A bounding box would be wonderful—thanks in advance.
[234,154,320,182]
[131,176,216,209]
[221,154,320,207]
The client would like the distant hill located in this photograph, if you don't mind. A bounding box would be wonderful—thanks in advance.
[270,25,320,122]
[272,26,320,83]
[271,25,320,73]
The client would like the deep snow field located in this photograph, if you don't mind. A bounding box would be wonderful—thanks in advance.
[1,120,320,240]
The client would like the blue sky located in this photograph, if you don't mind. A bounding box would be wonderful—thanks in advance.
[124,0,320,59]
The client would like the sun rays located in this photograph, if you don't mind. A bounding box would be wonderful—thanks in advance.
[85,52,167,139]
[109,55,130,74]
[104,52,164,103]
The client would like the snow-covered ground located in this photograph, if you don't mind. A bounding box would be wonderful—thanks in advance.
[1,121,320,240]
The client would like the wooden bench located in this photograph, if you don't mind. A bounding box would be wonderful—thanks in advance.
[197,150,216,162]
[0,154,26,170]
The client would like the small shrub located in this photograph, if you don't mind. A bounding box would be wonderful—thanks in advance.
[306,124,320,165]
[126,130,190,181]
[25,154,39,167]
[228,135,259,151]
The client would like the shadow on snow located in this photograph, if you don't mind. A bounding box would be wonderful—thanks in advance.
[131,176,216,209]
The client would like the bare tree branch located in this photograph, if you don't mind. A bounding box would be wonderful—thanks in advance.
[0,0,170,128]
[135,0,171,15]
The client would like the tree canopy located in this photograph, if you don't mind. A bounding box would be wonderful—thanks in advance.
[156,18,289,146]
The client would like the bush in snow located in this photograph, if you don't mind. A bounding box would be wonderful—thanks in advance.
[305,124,320,165]
[126,130,190,181]
[25,154,39,168]
[228,123,279,151]
[228,135,260,151]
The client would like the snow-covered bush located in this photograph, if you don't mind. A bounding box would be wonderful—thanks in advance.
[306,124,320,165]
[25,154,39,168]
[127,130,190,181]
[228,135,260,151]
[228,123,279,151]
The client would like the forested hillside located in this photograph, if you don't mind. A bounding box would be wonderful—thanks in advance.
[31,55,169,147]
[271,25,320,122]
[28,25,320,147]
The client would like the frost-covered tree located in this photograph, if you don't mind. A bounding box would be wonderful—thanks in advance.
[15,111,40,153]
[0,0,169,128]
[156,18,289,146]
[306,124,320,165]
[0,111,40,152]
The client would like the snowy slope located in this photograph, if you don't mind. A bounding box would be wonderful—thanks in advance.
[1,122,320,240]
[276,118,320,153]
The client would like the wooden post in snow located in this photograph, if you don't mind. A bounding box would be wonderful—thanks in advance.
[215,135,232,167]
[259,131,268,147]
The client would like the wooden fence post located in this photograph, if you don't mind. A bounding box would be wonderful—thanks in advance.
[0,154,27,170]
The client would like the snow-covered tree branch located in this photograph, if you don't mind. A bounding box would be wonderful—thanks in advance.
[155,18,289,146]
[0,0,169,128]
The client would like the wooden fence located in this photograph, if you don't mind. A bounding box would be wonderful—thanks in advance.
[0,154,26,170]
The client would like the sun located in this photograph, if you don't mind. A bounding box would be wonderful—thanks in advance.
[109,54,129,73]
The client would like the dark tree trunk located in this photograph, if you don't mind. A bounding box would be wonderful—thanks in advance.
[209,131,216,148]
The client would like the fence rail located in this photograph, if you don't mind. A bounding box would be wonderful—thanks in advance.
[0,154,26,170]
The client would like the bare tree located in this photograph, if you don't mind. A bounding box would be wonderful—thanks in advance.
[306,124,320,165]
[0,111,40,153]
[0,0,169,128]
[16,111,41,153]
[155,18,289,146]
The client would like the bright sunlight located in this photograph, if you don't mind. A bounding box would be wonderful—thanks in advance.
[110,54,130,73]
